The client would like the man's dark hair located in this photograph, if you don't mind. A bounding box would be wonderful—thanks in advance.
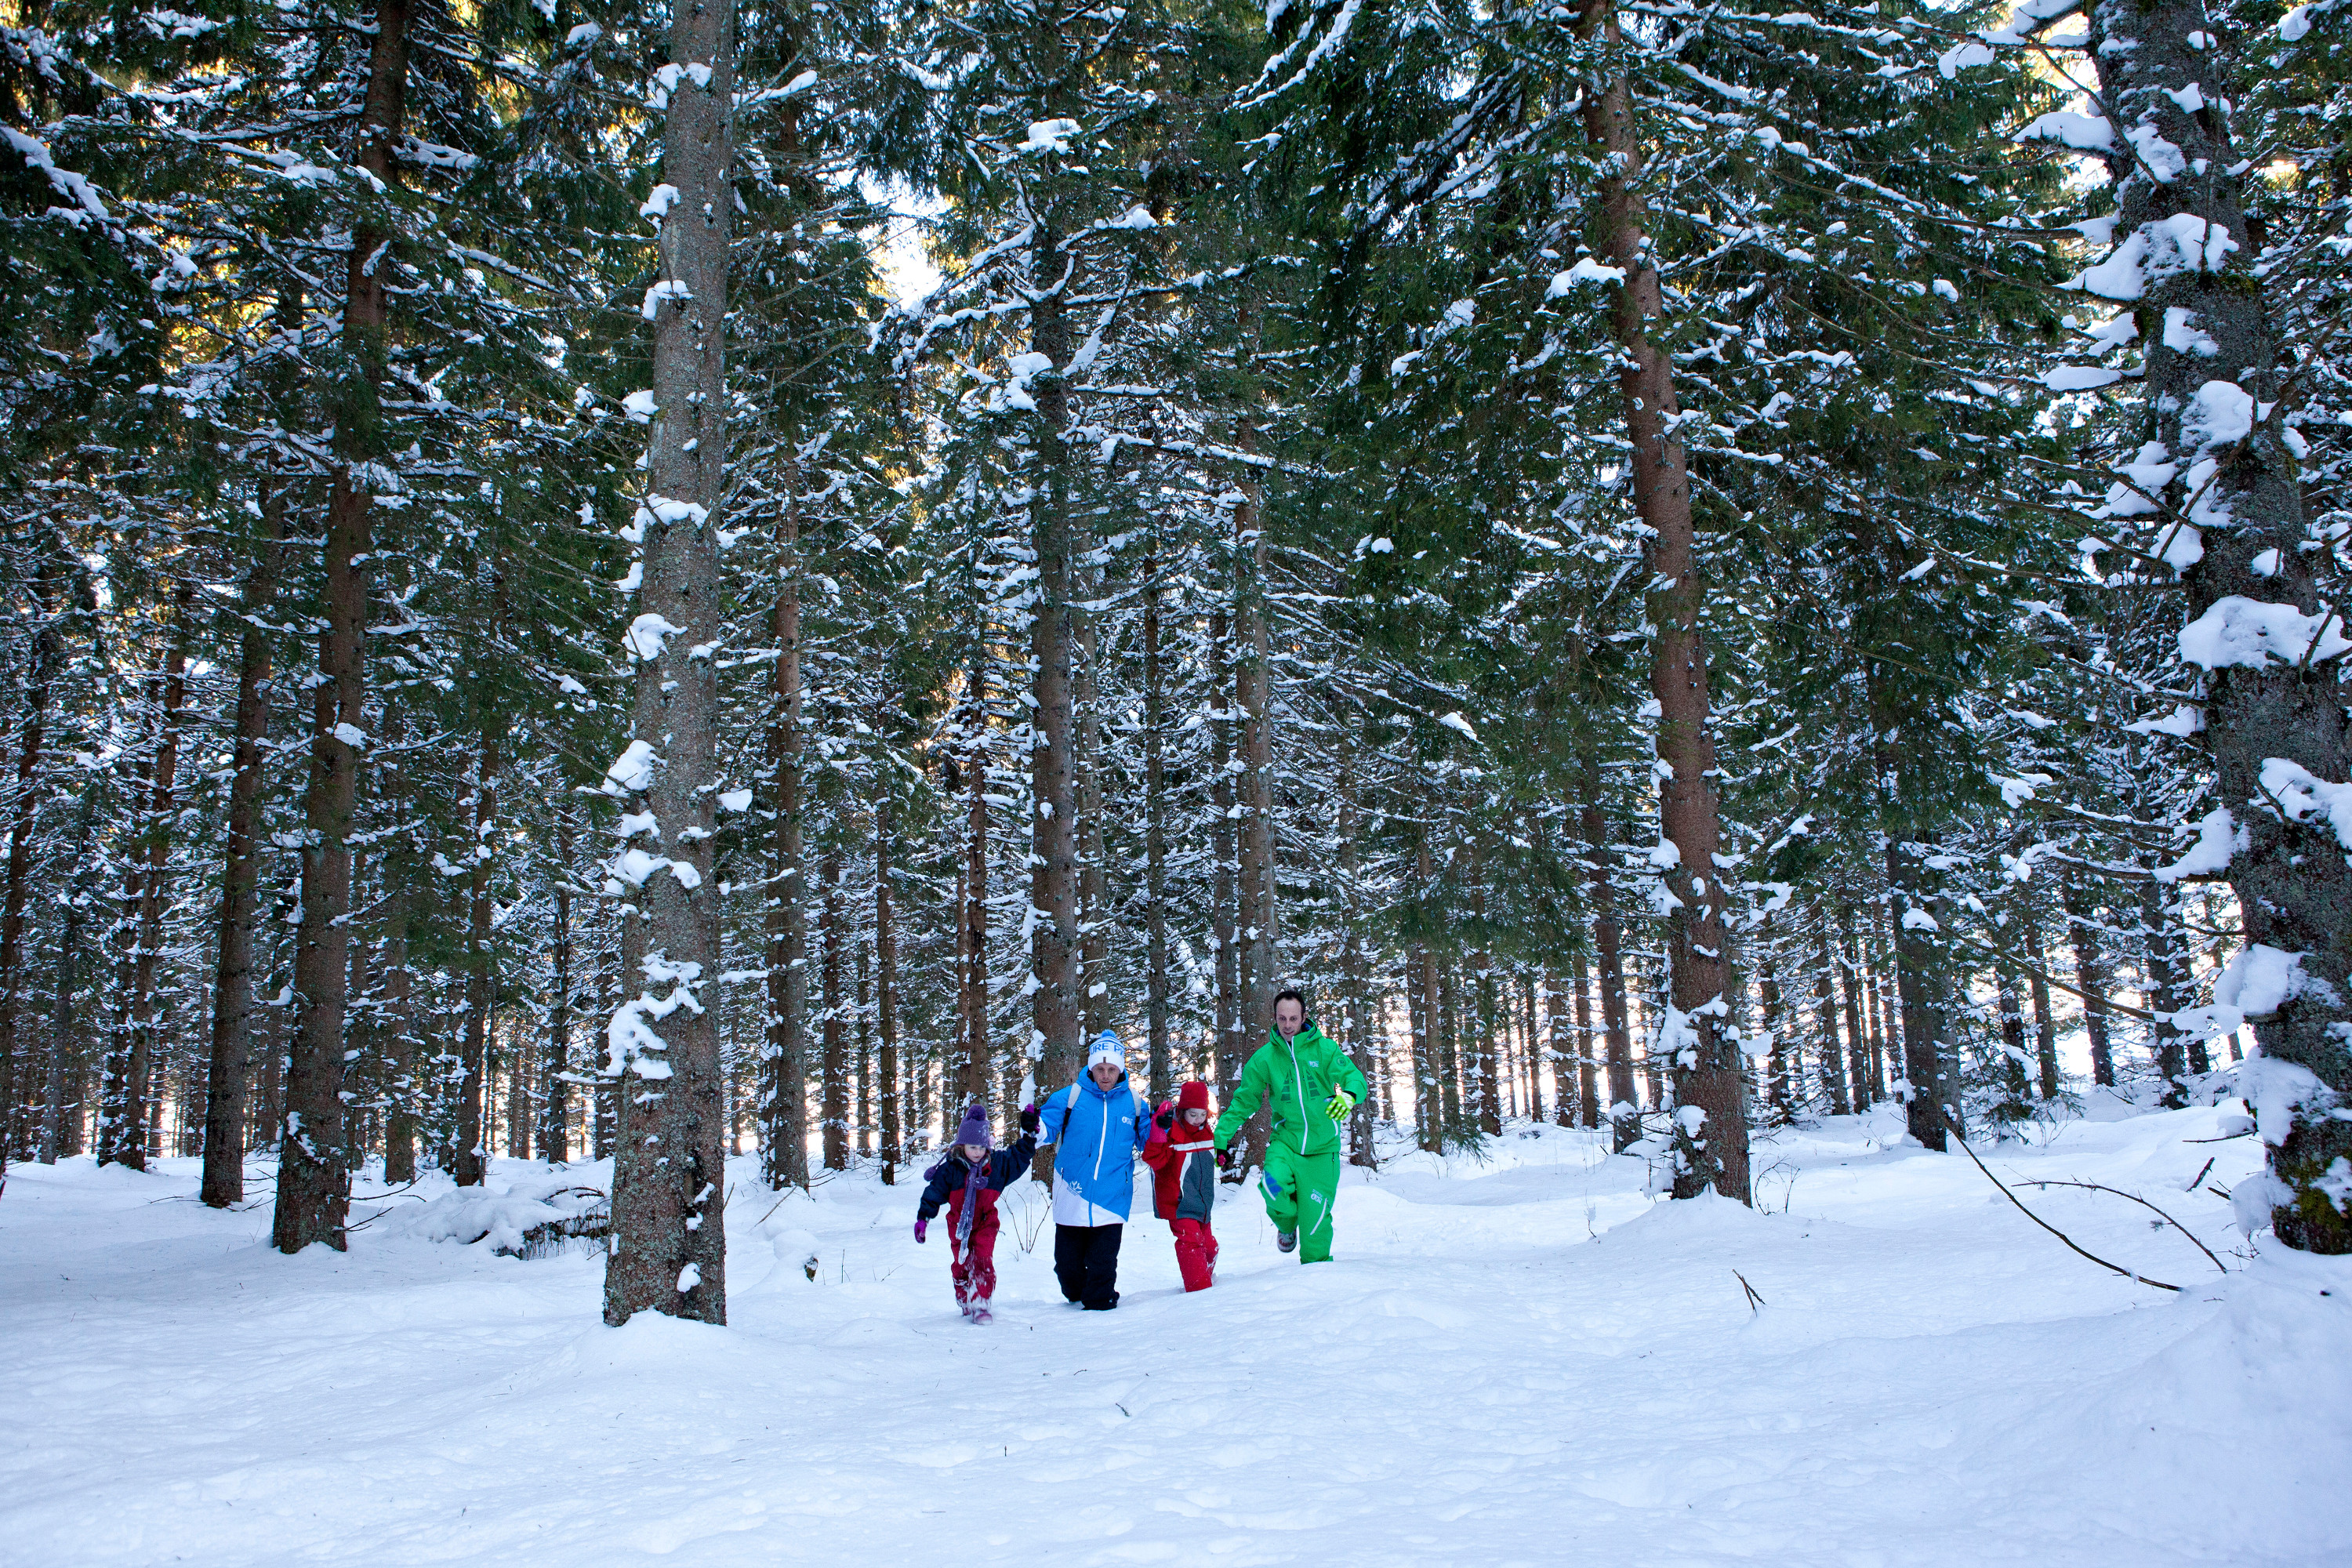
[1274,987,1305,1010]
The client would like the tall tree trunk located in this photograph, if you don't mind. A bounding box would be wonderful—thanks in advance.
[593,896,617,1160]
[201,472,287,1205]
[1025,211,1081,1145]
[1521,973,1544,1127]
[1577,0,1743,1200]
[1547,967,1574,1127]
[132,590,194,1167]
[959,633,990,1112]
[602,0,734,1323]
[2029,931,2060,1102]
[2140,878,2194,1104]
[1996,967,2032,1110]
[1866,905,1894,1102]
[1580,764,1638,1150]
[0,538,65,1186]
[378,698,418,1181]
[40,779,99,1163]
[506,1027,527,1159]
[1210,607,1240,1106]
[273,0,411,1251]
[1471,949,1501,1135]
[1758,927,1788,1124]
[1814,926,1851,1116]
[1142,539,1171,1102]
[1436,954,1462,1136]
[344,871,375,1169]
[1076,585,1110,1039]
[1234,488,1276,1053]
[820,848,847,1171]
[251,862,297,1158]
[1888,834,1957,1147]
[1409,938,1439,1152]
[542,805,575,1162]
[1835,909,1871,1112]
[1467,834,1501,1137]
[876,783,902,1184]
[855,935,871,1156]
[1339,745,1374,1164]
[2064,877,2115,1088]
[760,485,809,1191]
[2072,0,2352,1251]
[101,583,194,1170]
[452,706,500,1185]
[1570,950,1598,1130]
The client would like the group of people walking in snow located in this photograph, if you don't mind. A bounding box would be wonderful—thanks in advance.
[912,989,1368,1323]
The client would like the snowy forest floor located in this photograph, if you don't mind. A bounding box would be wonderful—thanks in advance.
[5,1104,2348,1567]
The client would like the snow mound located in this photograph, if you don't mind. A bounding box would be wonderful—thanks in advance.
[372,1167,608,1256]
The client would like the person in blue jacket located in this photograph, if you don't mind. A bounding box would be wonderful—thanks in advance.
[1036,1030,1154,1311]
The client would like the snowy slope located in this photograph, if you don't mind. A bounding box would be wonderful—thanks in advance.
[3,1105,2346,1567]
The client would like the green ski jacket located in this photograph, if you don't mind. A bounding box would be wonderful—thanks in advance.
[1214,1024,1370,1160]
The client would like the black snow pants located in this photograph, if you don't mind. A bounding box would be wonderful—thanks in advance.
[1054,1222,1123,1310]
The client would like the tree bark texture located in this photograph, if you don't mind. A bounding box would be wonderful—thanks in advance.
[1579,768,1638,1151]
[603,0,734,1323]
[1142,540,1171,1102]
[0,539,64,1186]
[1408,940,1439,1152]
[1076,587,1110,1040]
[959,630,990,1112]
[453,699,500,1186]
[201,477,286,1205]
[542,804,576,1161]
[40,780,99,1163]
[820,848,847,1171]
[1234,485,1276,1052]
[876,785,902,1183]
[1576,0,1744,1200]
[1026,213,1081,1142]
[272,0,410,1251]
[1210,607,1240,1109]
[760,488,810,1191]
[2076,0,2352,1250]
[378,698,418,1182]
[103,581,194,1171]
[1887,835,1958,1149]
[1813,927,1850,1117]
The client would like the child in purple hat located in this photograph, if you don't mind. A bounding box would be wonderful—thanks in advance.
[915,1102,1040,1323]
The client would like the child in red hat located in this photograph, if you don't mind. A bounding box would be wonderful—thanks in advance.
[1140,1080,1219,1291]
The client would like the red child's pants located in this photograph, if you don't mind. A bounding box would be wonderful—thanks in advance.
[951,1211,999,1308]
[1172,1217,1218,1291]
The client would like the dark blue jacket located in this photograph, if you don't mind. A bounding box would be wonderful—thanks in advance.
[916,1131,1037,1226]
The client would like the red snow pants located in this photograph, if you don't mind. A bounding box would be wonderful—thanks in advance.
[951,1210,1000,1308]
[1172,1217,1218,1292]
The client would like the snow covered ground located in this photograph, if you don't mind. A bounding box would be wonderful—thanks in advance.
[4,1103,2347,1567]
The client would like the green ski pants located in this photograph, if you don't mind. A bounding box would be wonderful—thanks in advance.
[1261,1144,1341,1263]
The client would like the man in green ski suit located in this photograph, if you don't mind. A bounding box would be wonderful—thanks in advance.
[1214,988,1368,1263]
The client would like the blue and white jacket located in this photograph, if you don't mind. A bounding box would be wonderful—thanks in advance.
[1038,1072,1152,1226]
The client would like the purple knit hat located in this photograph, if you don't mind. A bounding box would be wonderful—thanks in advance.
[956,1105,991,1149]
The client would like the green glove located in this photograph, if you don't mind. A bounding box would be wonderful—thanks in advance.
[1324,1087,1356,1123]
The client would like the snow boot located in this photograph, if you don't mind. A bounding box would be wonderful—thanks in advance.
[1277,1230,1298,1254]
[970,1301,993,1325]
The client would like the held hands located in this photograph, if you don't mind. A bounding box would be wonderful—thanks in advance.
[1018,1105,1041,1134]
[1324,1087,1356,1123]
[1155,1106,1174,1131]
[913,1220,927,1244]
[1215,1145,1236,1171]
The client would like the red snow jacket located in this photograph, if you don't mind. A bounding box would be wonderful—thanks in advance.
[1141,1080,1218,1224]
